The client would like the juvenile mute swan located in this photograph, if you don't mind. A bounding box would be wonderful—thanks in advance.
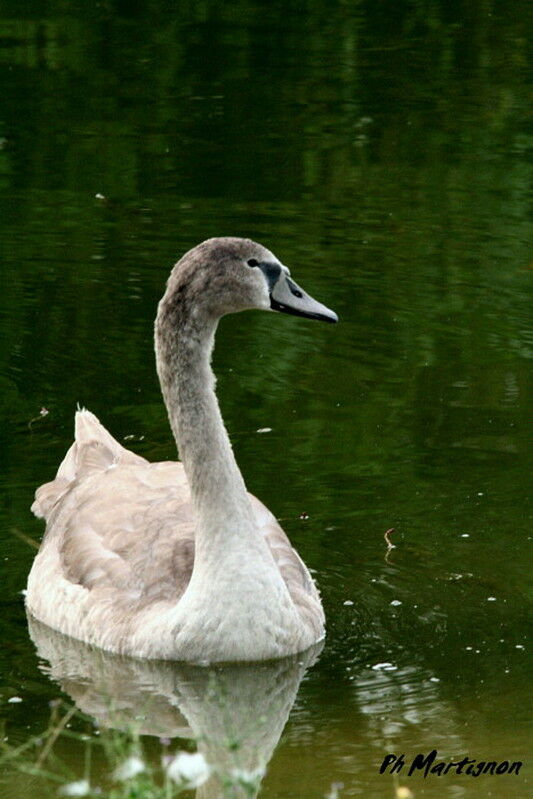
[27,237,337,662]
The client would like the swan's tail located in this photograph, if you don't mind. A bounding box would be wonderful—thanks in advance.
[31,408,146,521]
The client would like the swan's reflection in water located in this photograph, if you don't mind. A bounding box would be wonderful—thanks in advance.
[28,617,322,797]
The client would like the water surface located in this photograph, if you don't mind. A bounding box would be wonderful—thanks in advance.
[0,2,531,797]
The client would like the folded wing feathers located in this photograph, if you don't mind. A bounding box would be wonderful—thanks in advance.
[31,409,146,521]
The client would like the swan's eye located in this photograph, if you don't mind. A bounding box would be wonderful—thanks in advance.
[247,259,259,267]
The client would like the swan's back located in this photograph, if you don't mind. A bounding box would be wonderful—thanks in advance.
[27,411,322,657]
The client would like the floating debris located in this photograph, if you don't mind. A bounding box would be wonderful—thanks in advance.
[28,407,49,429]
[256,427,272,433]
[446,572,473,582]
[384,528,396,549]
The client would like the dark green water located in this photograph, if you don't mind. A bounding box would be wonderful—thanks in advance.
[0,2,531,797]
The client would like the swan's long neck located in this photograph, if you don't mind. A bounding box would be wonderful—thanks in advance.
[153,273,306,660]
[155,291,266,569]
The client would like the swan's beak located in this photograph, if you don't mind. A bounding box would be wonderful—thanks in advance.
[269,271,338,324]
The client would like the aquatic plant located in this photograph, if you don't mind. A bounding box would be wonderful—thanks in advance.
[0,699,238,798]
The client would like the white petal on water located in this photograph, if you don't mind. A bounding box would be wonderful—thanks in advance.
[113,755,145,781]
[166,751,211,788]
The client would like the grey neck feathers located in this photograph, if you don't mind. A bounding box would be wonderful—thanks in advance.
[155,287,258,557]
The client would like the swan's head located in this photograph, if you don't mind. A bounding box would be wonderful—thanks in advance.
[168,237,338,324]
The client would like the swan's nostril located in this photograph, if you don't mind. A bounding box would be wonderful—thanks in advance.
[287,279,303,299]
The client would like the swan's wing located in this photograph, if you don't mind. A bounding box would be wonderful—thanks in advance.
[32,409,148,520]
[56,461,195,605]
[31,410,322,632]
[31,410,196,610]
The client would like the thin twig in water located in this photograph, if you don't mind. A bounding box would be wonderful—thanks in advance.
[36,703,79,769]
[28,407,49,430]
[384,528,396,563]
[11,528,39,550]
[384,528,396,550]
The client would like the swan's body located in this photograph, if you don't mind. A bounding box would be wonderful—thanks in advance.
[27,237,337,662]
